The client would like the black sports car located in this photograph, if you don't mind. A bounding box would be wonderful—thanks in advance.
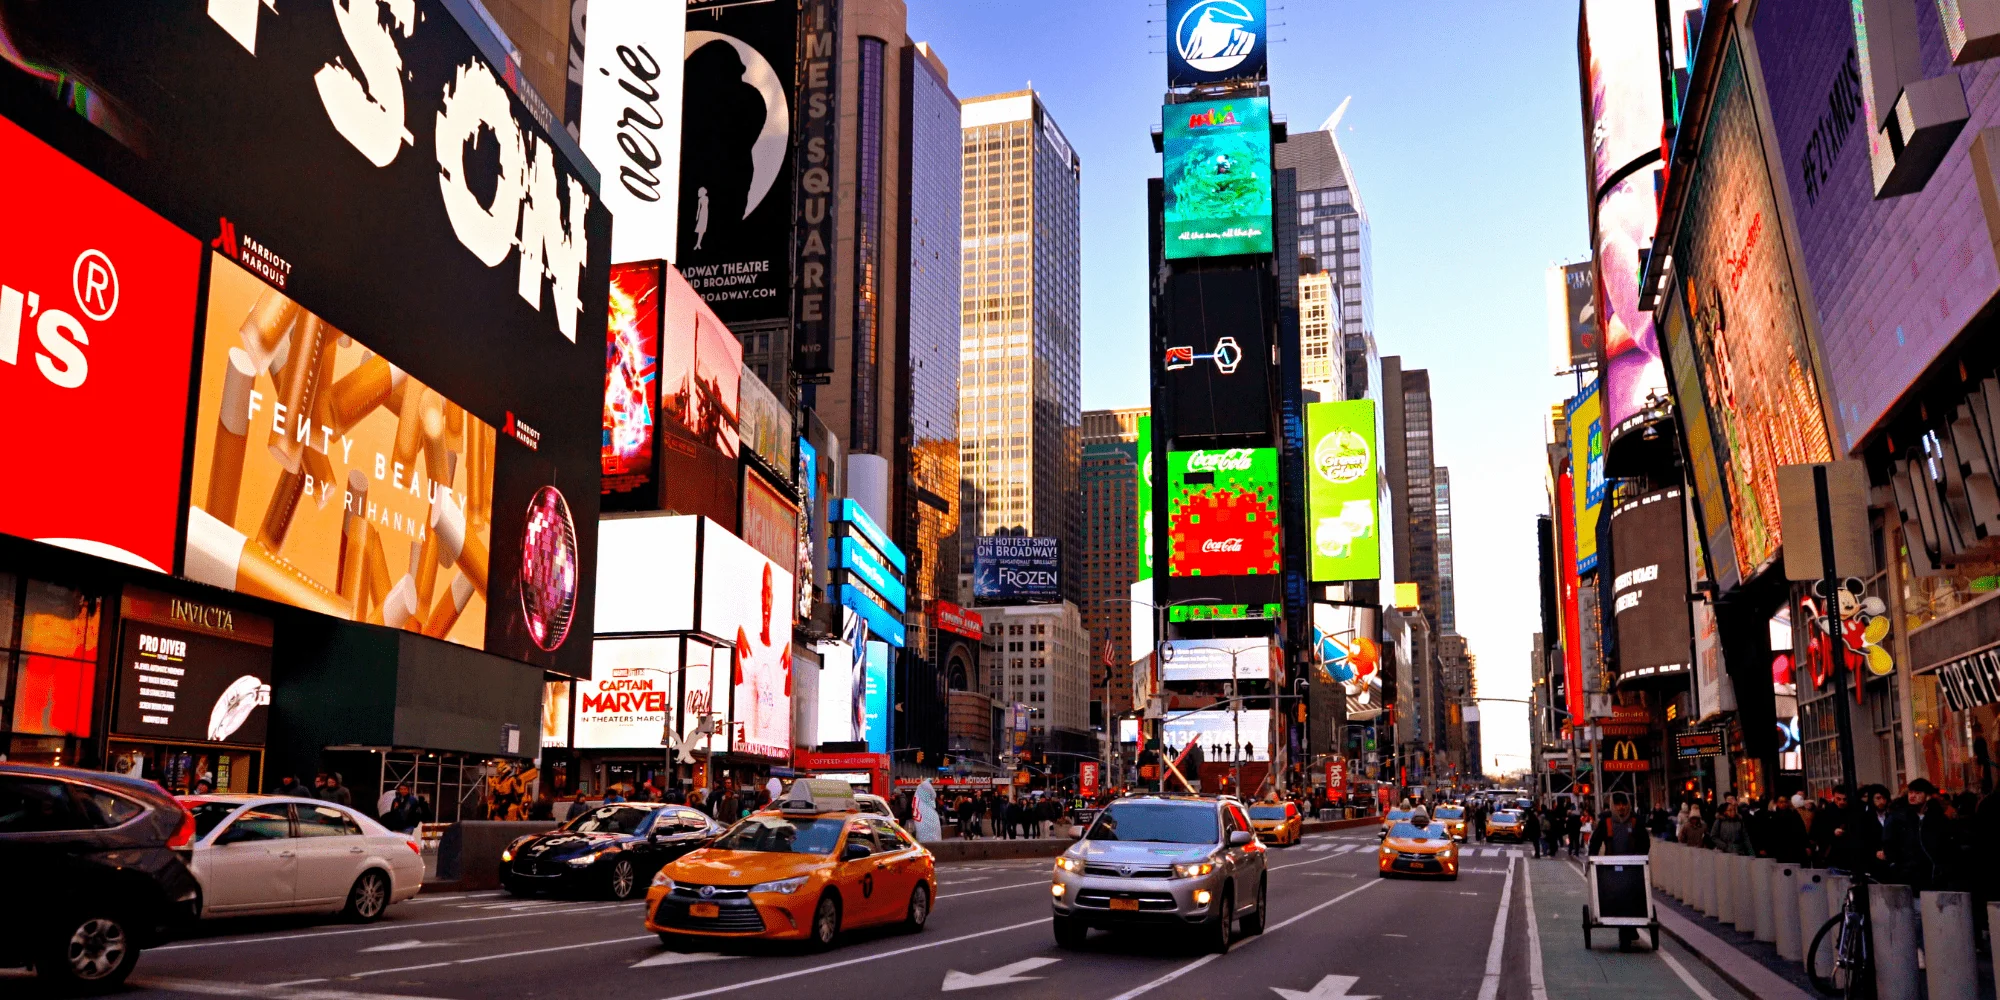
[500,803,722,900]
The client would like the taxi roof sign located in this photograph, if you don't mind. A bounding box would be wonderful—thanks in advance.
[780,779,857,815]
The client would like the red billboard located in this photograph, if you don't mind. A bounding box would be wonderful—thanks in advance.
[1557,464,1586,724]
[933,601,984,640]
[603,262,661,508]
[0,115,202,572]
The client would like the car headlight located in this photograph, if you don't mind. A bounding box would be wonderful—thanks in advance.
[500,848,515,862]
[1172,861,1215,879]
[567,850,607,867]
[750,875,809,895]
[651,871,674,889]
[1055,855,1085,874]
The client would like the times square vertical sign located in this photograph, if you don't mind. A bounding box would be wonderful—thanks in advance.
[792,0,842,376]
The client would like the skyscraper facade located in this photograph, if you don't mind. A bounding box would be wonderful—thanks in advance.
[957,91,1083,597]
[1080,408,1146,723]
[1435,466,1455,635]
[1276,122,1374,398]
[1298,272,1342,401]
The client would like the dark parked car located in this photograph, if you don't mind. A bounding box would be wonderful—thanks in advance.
[501,803,722,900]
[0,763,202,991]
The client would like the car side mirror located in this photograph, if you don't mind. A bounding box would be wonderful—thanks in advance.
[843,842,872,862]
[1229,830,1253,846]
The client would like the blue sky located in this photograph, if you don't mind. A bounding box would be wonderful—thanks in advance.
[908,1,1590,774]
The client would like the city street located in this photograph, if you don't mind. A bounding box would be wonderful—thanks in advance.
[8,835,1744,1000]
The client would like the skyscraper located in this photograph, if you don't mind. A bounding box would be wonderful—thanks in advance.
[1080,408,1146,724]
[1298,271,1343,400]
[1275,113,1374,398]
[1435,466,1455,635]
[957,90,1083,598]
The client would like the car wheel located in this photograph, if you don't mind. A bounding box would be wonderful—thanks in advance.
[903,883,930,932]
[38,912,138,992]
[809,894,841,951]
[607,858,638,901]
[1052,914,1088,949]
[1205,888,1234,953]
[1240,878,1267,936]
[343,869,392,922]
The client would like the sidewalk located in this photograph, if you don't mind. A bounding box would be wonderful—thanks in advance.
[1524,853,1756,1000]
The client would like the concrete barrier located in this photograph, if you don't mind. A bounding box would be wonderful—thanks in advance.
[923,837,1071,862]
[1869,883,1919,1000]
[1696,848,1714,915]
[1918,891,1976,1000]
[1772,863,1801,960]
[1797,869,1829,970]
[1714,851,1735,924]
[433,820,558,889]
[1750,858,1776,942]
[1732,854,1755,934]
[1991,903,2000,1000]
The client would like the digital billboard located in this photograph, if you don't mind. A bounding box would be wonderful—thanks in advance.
[113,589,273,746]
[575,638,680,749]
[1595,176,1670,436]
[741,468,800,570]
[1566,381,1605,575]
[1669,37,1833,581]
[1167,0,1267,87]
[973,536,1063,604]
[1163,709,1272,762]
[1305,401,1379,582]
[1163,268,1274,438]
[660,263,743,529]
[578,0,685,263]
[1557,464,1586,724]
[1160,637,1272,682]
[1163,98,1273,258]
[680,0,795,324]
[1167,448,1281,577]
[1754,0,2000,452]
[1662,285,1741,589]
[603,262,660,509]
[1311,603,1381,721]
[737,371,795,475]
[1609,488,1692,681]
[0,115,201,573]
[1546,261,1601,372]
[700,521,794,759]
[1137,415,1155,583]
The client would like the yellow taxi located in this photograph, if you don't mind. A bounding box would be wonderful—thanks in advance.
[1434,805,1468,842]
[1377,817,1458,879]
[1378,808,1413,840]
[1485,809,1525,842]
[1247,800,1303,846]
[644,781,935,949]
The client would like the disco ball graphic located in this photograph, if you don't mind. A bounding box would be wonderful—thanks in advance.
[520,486,578,652]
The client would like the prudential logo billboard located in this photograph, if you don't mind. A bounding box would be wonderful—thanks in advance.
[1168,0,1267,87]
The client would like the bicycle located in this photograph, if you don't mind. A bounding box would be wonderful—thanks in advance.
[1806,870,1873,997]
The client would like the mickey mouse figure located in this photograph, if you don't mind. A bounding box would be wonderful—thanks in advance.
[1805,578,1893,694]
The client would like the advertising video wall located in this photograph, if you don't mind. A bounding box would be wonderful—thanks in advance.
[603,263,661,509]
[1669,37,1833,582]
[1167,0,1267,87]
[812,609,888,752]
[1167,448,1281,577]
[1160,637,1271,682]
[1311,603,1381,722]
[1609,488,1692,681]
[575,638,680,749]
[1137,415,1155,583]
[701,519,794,759]
[1566,381,1604,575]
[1304,401,1379,582]
[1163,267,1274,438]
[1163,709,1272,761]
[1163,97,1273,258]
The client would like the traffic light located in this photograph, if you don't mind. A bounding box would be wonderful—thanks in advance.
[916,750,925,764]
[1295,704,1307,723]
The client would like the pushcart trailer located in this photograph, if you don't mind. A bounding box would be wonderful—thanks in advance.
[1581,853,1659,950]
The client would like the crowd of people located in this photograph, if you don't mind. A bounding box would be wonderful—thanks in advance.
[943,791,1080,838]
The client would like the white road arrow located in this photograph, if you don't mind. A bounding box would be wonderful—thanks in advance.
[1271,975,1378,1000]
[631,950,732,969]
[358,939,458,953]
[941,957,1061,991]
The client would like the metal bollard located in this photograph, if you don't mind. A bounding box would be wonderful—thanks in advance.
[1919,891,1976,1000]
[1715,850,1735,924]
[1869,883,1919,1000]
[1750,858,1776,942]
[1772,864,1801,960]
[1797,869,1828,970]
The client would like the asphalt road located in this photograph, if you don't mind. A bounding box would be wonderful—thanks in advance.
[10,832,1643,1000]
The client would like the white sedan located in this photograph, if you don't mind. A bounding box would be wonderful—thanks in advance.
[178,795,425,921]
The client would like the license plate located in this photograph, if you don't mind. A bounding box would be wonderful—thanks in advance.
[1109,898,1140,911]
[688,903,720,918]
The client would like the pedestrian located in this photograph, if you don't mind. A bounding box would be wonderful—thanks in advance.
[715,782,741,821]
[1677,805,1708,847]
[323,772,352,806]
[381,781,418,833]
[687,785,708,814]
[1708,800,1753,855]
[1756,793,1807,863]
[1885,778,1957,891]
[527,790,555,821]
[276,774,311,797]
[1523,805,1545,858]
[191,778,214,795]
[1588,793,1651,948]
[1570,808,1590,858]
[664,782,686,806]
[312,773,329,798]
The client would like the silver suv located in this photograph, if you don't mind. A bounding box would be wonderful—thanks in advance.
[1050,795,1267,952]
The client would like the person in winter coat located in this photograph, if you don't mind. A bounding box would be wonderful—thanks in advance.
[1677,807,1708,847]
[1754,794,1808,863]
[1885,778,1958,891]
[1708,800,1754,855]
[1523,807,1545,858]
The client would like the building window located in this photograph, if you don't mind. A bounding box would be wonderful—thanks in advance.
[850,36,887,450]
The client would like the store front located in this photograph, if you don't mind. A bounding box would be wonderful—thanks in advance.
[104,587,272,794]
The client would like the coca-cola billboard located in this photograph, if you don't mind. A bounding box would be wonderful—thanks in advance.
[1166,448,1280,578]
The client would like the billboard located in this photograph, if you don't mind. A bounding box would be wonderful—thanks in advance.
[700,521,794,759]
[741,468,800,570]
[1609,488,1692,680]
[578,0,685,263]
[791,0,842,375]
[603,262,660,509]
[113,589,273,746]
[0,115,202,573]
[1161,637,1272,682]
[575,638,680,749]
[1566,381,1605,575]
[1311,603,1381,722]
[1557,464,1586,724]
[737,370,795,475]
[1167,448,1281,577]
[1305,401,1380,582]
[1163,97,1273,258]
[1754,0,2000,452]
[1167,0,1267,87]
[680,0,795,324]
[1661,285,1740,589]
[1669,37,1833,581]
[660,263,743,529]
[973,536,1063,604]
[186,257,501,650]
[541,678,570,749]
[1595,176,1669,435]
[1547,261,1601,372]
[1163,268,1274,438]
[1137,415,1155,582]
[1163,709,1272,762]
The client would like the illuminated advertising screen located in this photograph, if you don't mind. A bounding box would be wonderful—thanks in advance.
[1163,709,1272,762]
[1167,0,1267,87]
[973,536,1062,604]
[575,638,679,748]
[1595,176,1670,436]
[113,589,273,746]
[1566,381,1604,575]
[660,264,744,529]
[1163,268,1274,437]
[1557,464,1586,724]
[1160,637,1270,682]
[1669,37,1833,581]
[1754,0,2000,451]
[1311,603,1381,721]
[1305,401,1380,582]
[1163,97,1273,258]
[1167,448,1281,577]
[1547,261,1601,371]
[1662,285,1740,589]
[737,371,795,475]
[603,262,660,509]
[811,608,886,752]
[700,520,794,759]
[0,3,611,678]
[541,679,570,749]
[1609,489,1692,681]
[1136,415,1155,582]
[741,468,800,570]
[0,116,201,573]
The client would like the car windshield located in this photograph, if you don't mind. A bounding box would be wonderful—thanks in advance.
[1385,810,1412,822]
[1390,822,1449,841]
[1248,806,1288,820]
[712,815,847,855]
[1083,802,1219,844]
[189,801,243,840]
[1491,811,1519,823]
[1436,807,1464,819]
[564,805,654,835]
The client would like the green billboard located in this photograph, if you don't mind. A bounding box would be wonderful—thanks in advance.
[1305,401,1380,582]
[1136,414,1154,582]
[1162,96,1273,259]
[1166,447,1282,576]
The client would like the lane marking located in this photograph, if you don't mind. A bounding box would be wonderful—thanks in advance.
[343,933,658,979]
[131,978,451,1000]
[1474,854,1516,1000]
[153,902,643,951]
[1655,945,1722,1000]
[654,918,1051,1000]
[939,880,1052,899]
[632,950,732,969]
[941,956,1062,991]
[404,891,505,904]
[1523,857,1548,1000]
[1104,874,1385,1000]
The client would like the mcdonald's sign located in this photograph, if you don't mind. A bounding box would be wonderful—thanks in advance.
[1603,737,1650,772]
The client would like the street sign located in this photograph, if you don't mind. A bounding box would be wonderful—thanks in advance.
[1777,461,1874,581]
[1080,761,1100,797]
[1673,731,1725,759]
